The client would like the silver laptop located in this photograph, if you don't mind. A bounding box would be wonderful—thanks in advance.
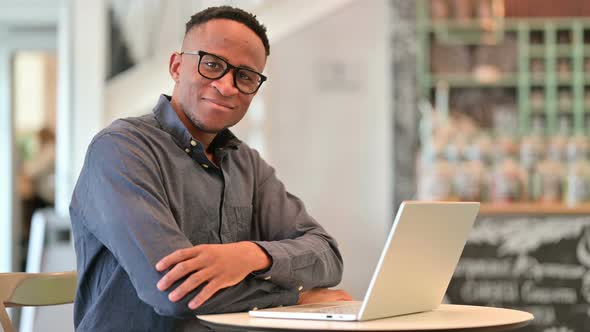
[249,201,479,321]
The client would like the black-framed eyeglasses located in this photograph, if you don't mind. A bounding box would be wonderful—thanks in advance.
[179,50,267,94]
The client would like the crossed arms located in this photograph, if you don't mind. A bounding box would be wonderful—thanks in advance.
[72,132,349,317]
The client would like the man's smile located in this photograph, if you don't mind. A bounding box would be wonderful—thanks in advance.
[203,98,235,109]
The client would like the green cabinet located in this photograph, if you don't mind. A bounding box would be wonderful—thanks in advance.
[417,0,590,136]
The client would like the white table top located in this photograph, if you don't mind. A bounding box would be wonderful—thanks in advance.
[197,304,533,332]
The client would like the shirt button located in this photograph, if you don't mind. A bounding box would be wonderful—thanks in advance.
[185,148,190,153]
[298,286,303,291]
[190,140,197,146]
[264,276,271,280]
[201,164,209,169]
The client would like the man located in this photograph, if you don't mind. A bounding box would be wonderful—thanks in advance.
[70,6,351,331]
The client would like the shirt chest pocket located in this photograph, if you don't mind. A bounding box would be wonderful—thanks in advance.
[229,205,253,242]
[186,206,219,245]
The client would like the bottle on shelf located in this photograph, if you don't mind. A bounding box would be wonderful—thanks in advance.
[454,138,488,202]
[521,117,545,201]
[448,115,478,201]
[444,115,473,201]
[489,155,527,204]
[476,132,494,167]
[490,133,526,203]
[417,101,455,201]
[563,124,590,206]
[533,156,564,203]
[566,135,589,165]
[548,116,571,163]
[531,117,563,203]
[563,152,590,206]
[417,143,455,201]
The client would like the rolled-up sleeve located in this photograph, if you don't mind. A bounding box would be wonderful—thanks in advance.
[72,132,298,318]
[250,150,344,290]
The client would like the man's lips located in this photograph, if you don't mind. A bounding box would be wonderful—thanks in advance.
[203,98,235,109]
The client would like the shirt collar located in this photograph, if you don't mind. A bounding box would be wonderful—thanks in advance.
[153,94,242,151]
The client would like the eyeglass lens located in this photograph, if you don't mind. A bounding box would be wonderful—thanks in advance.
[198,53,263,94]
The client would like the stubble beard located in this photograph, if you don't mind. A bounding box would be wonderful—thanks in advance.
[184,108,226,134]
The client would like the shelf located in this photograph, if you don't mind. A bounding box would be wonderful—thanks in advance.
[429,74,590,88]
[531,75,576,85]
[528,45,590,57]
[480,203,590,216]
[418,2,590,139]
[426,18,590,32]
[430,73,518,87]
[529,45,572,57]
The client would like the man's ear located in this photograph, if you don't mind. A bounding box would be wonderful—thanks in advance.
[169,52,181,83]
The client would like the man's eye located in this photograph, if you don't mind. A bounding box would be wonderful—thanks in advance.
[205,62,220,69]
[238,72,252,81]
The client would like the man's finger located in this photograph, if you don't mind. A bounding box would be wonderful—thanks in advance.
[168,269,212,302]
[188,280,222,309]
[156,246,201,271]
[157,256,204,291]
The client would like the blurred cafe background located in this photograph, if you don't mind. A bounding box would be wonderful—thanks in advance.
[1,0,590,331]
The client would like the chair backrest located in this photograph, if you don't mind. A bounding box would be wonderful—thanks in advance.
[0,271,76,332]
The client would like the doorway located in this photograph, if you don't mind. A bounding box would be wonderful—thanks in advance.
[0,29,57,273]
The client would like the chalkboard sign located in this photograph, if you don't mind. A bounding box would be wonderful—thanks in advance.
[446,216,590,332]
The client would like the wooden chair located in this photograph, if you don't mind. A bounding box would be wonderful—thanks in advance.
[0,271,76,332]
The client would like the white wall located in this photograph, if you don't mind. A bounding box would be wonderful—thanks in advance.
[0,49,15,273]
[55,0,107,216]
[262,0,392,298]
[70,0,106,189]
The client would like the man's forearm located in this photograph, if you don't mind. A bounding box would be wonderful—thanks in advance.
[156,276,298,317]
[253,156,344,292]
[156,242,274,308]
[252,231,344,290]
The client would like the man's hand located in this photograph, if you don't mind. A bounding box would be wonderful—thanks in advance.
[155,242,271,309]
[297,288,354,304]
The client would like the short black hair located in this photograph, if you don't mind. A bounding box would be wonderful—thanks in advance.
[185,6,270,56]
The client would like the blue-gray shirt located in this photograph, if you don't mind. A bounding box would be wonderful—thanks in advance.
[69,95,344,331]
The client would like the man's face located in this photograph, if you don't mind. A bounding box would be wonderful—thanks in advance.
[170,19,267,134]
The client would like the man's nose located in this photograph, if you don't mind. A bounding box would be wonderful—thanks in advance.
[212,70,239,96]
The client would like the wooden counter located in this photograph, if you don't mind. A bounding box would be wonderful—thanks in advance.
[479,203,590,216]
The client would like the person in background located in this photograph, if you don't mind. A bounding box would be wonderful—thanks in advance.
[24,127,56,207]
[20,127,56,242]
[70,6,351,331]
